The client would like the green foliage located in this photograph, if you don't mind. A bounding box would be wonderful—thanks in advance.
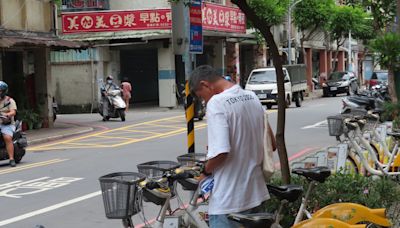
[327,5,372,44]
[382,102,400,128]
[369,32,400,72]
[293,0,334,33]
[18,110,41,130]
[247,0,289,26]
[342,0,396,33]
[266,173,400,227]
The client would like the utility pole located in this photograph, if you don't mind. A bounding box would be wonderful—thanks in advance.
[348,30,351,71]
[287,0,303,65]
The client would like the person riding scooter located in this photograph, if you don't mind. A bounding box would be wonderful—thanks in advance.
[0,81,18,167]
[100,76,126,122]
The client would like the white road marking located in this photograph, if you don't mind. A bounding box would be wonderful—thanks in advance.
[301,120,327,129]
[0,191,101,226]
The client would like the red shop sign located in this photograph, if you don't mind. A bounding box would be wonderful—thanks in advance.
[62,9,172,33]
[202,3,246,33]
[62,3,246,34]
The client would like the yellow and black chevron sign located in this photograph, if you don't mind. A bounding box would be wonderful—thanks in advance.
[185,81,195,153]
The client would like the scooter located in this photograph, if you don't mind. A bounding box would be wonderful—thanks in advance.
[341,86,387,115]
[99,89,126,122]
[0,118,28,164]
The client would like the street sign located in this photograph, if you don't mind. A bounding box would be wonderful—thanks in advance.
[189,0,203,54]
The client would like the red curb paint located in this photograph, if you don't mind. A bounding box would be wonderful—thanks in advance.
[274,147,318,168]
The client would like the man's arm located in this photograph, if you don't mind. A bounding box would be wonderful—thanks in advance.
[4,109,16,118]
[204,153,228,174]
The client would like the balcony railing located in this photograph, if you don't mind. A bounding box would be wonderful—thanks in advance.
[61,0,109,11]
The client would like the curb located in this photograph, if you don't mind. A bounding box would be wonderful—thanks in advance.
[27,127,94,146]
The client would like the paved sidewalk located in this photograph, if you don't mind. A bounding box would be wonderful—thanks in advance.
[25,121,94,146]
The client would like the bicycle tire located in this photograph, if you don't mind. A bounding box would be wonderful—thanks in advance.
[344,155,359,175]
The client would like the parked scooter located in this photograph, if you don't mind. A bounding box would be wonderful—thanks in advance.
[0,118,27,164]
[341,85,389,114]
[52,97,58,122]
[99,89,126,122]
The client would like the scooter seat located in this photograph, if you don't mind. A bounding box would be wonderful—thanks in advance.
[267,184,303,202]
[348,96,373,106]
[228,213,274,228]
[292,167,331,183]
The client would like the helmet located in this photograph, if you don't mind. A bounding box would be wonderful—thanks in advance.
[106,75,114,80]
[224,76,232,82]
[0,81,8,98]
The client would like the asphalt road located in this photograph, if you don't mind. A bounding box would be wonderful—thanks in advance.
[0,95,345,228]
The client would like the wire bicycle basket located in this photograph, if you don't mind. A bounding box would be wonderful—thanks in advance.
[137,160,181,197]
[99,172,146,219]
[327,115,345,137]
[177,153,207,167]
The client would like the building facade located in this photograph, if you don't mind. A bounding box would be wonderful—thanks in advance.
[0,0,81,127]
[53,0,269,112]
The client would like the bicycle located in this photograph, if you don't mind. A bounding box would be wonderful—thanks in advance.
[99,161,195,228]
[228,166,392,228]
[327,114,400,176]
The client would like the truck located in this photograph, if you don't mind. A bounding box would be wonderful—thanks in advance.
[244,64,308,109]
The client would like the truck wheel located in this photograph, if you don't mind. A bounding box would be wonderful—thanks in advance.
[295,93,302,107]
[266,104,273,109]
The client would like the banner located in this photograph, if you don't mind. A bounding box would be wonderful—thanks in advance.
[189,0,203,53]
[62,3,246,34]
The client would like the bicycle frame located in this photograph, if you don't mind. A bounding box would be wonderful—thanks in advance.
[182,188,209,228]
[344,125,400,176]
[293,181,315,225]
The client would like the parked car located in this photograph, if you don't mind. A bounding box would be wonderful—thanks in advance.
[322,71,358,97]
[244,65,307,109]
[369,70,388,88]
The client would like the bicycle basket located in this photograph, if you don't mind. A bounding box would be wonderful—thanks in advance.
[177,153,207,167]
[99,172,146,219]
[327,115,344,136]
[137,160,181,179]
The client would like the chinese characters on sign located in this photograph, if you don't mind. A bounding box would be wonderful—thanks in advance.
[190,0,203,53]
[0,177,83,198]
[201,3,246,33]
[62,3,246,34]
[62,9,172,33]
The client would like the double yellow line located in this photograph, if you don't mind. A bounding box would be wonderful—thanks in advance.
[0,159,68,175]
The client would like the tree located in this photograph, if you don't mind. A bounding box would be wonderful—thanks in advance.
[327,5,372,71]
[293,0,334,64]
[342,0,396,34]
[369,33,400,103]
[230,0,291,184]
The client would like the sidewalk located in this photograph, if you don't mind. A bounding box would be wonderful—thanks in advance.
[25,121,94,146]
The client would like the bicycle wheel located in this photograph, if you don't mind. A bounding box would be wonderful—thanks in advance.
[344,155,359,175]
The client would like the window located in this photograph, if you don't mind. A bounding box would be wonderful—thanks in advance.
[61,0,109,11]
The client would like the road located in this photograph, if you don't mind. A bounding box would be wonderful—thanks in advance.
[0,96,345,228]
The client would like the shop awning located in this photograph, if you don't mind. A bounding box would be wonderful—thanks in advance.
[0,29,86,49]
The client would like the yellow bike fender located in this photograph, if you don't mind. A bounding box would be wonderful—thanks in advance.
[291,218,366,228]
[312,203,391,227]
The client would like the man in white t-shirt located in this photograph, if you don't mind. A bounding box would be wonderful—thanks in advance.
[189,65,276,228]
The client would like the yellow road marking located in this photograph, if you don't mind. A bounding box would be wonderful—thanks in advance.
[160,124,207,139]
[145,123,183,129]
[0,159,68,175]
[64,142,111,147]
[94,135,135,140]
[29,115,183,150]
[122,129,165,135]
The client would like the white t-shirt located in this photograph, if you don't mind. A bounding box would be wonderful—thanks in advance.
[206,85,270,215]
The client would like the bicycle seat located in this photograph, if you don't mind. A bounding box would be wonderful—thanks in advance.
[267,184,303,202]
[292,167,331,183]
[227,213,274,228]
[387,131,400,139]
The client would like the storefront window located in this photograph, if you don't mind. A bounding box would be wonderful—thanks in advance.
[61,0,109,11]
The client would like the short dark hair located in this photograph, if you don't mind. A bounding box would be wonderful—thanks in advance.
[189,65,221,93]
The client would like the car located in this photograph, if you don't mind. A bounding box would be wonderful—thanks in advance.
[369,70,388,88]
[322,71,358,97]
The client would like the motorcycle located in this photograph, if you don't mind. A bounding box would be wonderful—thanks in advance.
[52,97,58,122]
[341,85,389,115]
[99,89,126,122]
[0,118,27,164]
